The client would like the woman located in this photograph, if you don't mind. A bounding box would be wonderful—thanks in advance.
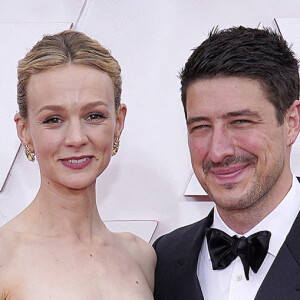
[0,30,156,299]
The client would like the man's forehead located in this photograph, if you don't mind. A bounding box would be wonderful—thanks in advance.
[185,77,279,124]
[186,77,270,104]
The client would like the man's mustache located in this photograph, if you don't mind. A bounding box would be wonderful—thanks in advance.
[203,154,257,175]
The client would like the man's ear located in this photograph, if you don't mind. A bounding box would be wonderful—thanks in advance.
[14,113,33,150]
[114,104,127,139]
[285,100,300,147]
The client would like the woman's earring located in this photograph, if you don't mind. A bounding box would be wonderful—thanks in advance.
[112,137,120,156]
[24,144,35,162]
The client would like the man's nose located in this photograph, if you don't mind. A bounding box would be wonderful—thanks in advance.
[207,126,235,163]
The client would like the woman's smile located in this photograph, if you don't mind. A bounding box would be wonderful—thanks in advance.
[60,156,93,170]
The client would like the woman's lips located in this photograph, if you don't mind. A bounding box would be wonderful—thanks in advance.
[60,156,93,170]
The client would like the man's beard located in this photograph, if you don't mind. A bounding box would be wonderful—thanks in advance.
[200,154,284,211]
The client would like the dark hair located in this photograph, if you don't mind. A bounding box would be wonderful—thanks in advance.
[180,26,299,124]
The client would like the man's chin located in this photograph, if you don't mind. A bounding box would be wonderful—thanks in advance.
[205,186,250,209]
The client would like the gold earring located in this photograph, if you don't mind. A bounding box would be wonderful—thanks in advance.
[24,144,35,162]
[112,137,120,156]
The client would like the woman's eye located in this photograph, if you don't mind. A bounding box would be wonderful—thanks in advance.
[43,117,62,124]
[86,113,105,121]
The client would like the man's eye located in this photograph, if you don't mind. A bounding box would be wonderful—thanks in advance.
[43,117,62,124]
[232,119,251,125]
[194,124,210,130]
[86,113,105,121]
[190,124,211,133]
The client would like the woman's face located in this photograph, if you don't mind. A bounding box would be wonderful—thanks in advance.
[17,64,126,190]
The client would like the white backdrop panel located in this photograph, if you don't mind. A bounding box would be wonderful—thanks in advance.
[0,0,85,23]
[1,1,300,241]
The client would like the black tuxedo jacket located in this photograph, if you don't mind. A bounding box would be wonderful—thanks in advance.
[153,209,300,300]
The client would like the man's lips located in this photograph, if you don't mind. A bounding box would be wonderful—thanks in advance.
[208,164,253,184]
[203,154,258,176]
[210,164,249,176]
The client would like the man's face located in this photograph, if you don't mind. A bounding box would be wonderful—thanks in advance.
[186,77,290,213]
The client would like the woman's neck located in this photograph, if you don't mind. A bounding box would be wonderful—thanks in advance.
[22,179,105,240]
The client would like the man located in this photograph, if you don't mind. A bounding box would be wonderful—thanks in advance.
[153,26,300,300]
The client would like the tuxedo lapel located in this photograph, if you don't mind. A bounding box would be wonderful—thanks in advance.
[255,211,300,300]
[174,262,203,300]
[172,210,214,300]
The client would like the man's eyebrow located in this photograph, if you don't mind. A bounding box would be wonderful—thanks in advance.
[226,109,261,118]
[186,116,209,126]
[187,110,261,125]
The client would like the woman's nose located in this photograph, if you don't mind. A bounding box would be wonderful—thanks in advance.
[64,120,88,148]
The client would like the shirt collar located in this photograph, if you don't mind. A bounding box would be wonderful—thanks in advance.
[211,175,300,257]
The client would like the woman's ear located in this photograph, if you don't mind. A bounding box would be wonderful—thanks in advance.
[286,100,300,147]
[14,113,33,149]
[114,104,127,139]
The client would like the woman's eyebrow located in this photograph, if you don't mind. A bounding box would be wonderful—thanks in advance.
[38,105,64,114]
[81,101,108,111]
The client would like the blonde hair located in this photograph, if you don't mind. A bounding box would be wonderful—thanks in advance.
[17,30,122,118]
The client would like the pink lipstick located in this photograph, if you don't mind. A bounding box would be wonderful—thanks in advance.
[60,156,93,170]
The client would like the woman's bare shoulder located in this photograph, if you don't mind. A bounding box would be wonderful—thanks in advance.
[0,225,18,258]
[0,225,20,298]
[117,232,156,260]
[0,222,23,270]
[115,232,157,291]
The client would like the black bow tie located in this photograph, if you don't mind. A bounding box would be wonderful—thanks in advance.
[206,228,271,280]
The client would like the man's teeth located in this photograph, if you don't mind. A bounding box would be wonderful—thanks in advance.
[67,157,90,164]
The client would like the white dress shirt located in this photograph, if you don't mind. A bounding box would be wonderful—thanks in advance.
[197,176,300,300]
